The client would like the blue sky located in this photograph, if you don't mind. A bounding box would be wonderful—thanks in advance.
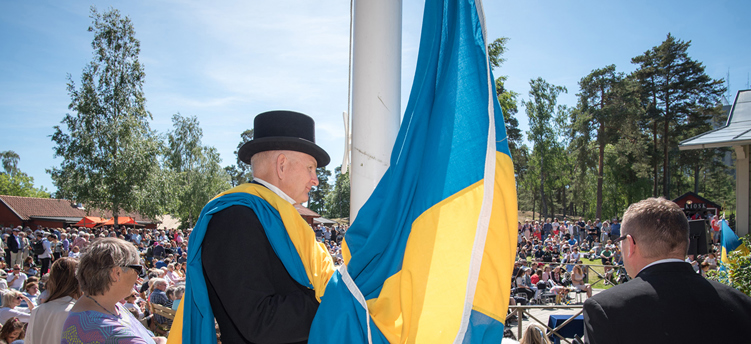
[1,0,750,194]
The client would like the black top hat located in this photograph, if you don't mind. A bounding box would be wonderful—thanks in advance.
[238,110,330,167]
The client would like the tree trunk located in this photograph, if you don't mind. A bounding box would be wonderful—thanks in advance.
[596,120,605,219]
[694,163,700,194]
[652,121,658,197]
[540,155,547,218]
[663,90,671,198]
[663,119,669,198]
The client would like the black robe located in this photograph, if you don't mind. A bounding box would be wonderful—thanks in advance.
[202,205,319,344]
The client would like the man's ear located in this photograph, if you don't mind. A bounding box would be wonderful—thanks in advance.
[626,235,637,258]
[275,153,288,179]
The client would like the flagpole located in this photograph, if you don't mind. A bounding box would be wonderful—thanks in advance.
[349,0,402,222]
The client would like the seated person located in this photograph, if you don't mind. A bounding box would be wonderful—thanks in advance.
[571,264,592,298]
[541,248,553,263]
[123,291,145,319]
[148,278,173,328]
[22,257,37,277]
[7,265,27,291]
[513,268,536,301]
[169,285,185,311]
[533,248,543,261]
[20,282,40,308]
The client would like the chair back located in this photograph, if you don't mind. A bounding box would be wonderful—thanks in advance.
[151,302,176,320]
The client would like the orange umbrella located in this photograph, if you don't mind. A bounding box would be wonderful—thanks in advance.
[73,216,106,228]
[100,217,137,226]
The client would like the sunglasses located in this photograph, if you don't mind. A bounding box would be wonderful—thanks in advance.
[15,297,22,300]
[124,265,144,274]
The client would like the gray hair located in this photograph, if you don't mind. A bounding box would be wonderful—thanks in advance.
[77,238,139,296]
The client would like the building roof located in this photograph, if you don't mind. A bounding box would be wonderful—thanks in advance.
[672,191,722,211]
[0,195,153,223]
[680,89,751,150]
[294,204,320,217]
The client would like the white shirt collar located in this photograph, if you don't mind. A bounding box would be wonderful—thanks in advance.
[253,178,296,205]
[638,258,685,275]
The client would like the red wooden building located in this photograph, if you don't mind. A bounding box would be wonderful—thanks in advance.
[672,192,723,218]
[0,195,156,229]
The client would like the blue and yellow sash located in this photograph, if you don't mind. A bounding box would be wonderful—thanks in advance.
[167,183,335,344]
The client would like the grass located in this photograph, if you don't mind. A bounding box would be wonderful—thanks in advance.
[581,258,615,290]
[524,256,620,291]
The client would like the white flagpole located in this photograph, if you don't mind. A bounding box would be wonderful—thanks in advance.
[349,0,402,222]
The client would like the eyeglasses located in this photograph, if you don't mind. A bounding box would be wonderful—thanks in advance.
[124,265,144,274]
[614,234,635,246]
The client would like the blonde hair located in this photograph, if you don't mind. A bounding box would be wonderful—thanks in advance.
[520,324,551,344]
[1,290,22,307]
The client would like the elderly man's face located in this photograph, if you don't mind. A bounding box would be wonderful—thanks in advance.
[278,151,319,203]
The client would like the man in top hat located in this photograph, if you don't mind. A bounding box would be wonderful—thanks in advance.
[188,111,335,344]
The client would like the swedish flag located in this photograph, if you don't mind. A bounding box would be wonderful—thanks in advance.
[721,219,749,265]
[309,0,517,342]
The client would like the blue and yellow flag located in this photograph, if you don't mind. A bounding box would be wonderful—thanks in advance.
[721,219,749,264]
[309,0,517,342]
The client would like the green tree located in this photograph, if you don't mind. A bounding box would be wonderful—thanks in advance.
[1,151,20,176]
[49,7,159,225]
[166,114,230,228]
[225,129,254,187]
[308,167,332,215]
[0,173,51,198]
[523,77,567,218]
[575,65,633,218]
[325,166,350,218]
[631,33,725,198]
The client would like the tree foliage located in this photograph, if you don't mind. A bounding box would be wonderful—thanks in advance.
[1,151,20,176]
[513,33,734,221]
[522,77,568,218]
[325,166,350,219]
[632,33,726,198]
[48,7,159,224]
[0,150,49,198]
[225,129,254,187]
[308,167,332,215]
[165,114,230,228]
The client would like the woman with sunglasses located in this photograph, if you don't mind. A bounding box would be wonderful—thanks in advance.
[0,289,33,324]
[25,257,81,344]
[62,238,166,344]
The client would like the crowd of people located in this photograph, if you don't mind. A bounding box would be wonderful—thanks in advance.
[0,219,350,343]
[0,224,198,343]
[512,214,727,306]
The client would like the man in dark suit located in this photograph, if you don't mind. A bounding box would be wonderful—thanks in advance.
[7,226,23,266]
[199,110,334,344]
[583,197,751,343]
